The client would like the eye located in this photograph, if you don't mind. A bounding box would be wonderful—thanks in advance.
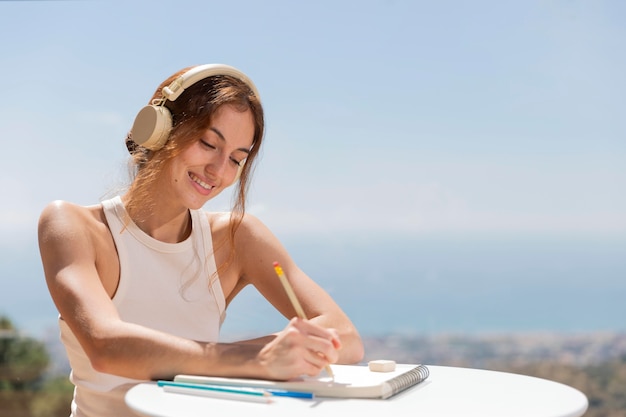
[200,139,216,150]
[230,157,244,167]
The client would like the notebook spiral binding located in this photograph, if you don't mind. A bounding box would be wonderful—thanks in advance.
[385,364,430,398]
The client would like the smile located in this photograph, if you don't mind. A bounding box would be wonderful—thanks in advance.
[189,173,214,190]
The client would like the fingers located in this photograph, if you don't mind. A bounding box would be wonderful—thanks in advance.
[258,318,343,380]
[287,318,340,366]
[329,328,342,350]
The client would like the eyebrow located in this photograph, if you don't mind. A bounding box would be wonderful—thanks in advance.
[209,127,251,154]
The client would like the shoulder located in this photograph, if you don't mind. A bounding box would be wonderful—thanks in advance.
[39,199,103,227]
[38,200,108,245]
[39,199,90,219]
[206,211,272,242]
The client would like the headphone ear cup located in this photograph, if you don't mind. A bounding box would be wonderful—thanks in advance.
[130,105,173,151]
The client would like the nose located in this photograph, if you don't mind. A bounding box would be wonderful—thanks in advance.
[206,153,231,183]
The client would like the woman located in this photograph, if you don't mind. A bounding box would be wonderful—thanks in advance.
[38,64,364,416]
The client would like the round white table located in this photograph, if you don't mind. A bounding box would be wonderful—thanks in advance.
[126,365,588,417]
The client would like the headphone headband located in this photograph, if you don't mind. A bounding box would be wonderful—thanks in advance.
[162,63,261,102]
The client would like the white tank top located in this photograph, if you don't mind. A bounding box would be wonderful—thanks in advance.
[59,195,226,416]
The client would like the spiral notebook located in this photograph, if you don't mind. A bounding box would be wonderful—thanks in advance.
[173,363,429,399]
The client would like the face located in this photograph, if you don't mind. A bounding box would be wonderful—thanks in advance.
[167,104,255,210]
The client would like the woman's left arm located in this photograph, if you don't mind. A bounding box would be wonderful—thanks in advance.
[232,214,364,364]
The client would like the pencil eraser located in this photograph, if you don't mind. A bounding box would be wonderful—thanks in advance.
[368,360,396,372]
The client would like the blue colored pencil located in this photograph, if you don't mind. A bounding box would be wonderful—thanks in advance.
[157,380,314,400]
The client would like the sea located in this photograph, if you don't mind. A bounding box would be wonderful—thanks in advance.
[2,233,625,340]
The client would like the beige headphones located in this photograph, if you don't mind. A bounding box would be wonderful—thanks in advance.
[130,63,261,151]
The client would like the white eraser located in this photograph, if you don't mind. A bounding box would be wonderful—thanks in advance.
[368,360,396,372]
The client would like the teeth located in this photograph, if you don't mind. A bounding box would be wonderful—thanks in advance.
[189,173,213,190]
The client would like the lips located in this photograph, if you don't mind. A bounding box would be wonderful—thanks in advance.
[188,172,214,190]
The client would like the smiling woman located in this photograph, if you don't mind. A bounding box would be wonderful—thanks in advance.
[37,64,364,417]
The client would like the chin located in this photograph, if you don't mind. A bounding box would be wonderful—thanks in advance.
[190,192,222,210]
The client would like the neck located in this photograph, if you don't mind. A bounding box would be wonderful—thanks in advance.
[121,194,192,243]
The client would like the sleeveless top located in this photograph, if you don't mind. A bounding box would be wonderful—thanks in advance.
[58,196,226,416]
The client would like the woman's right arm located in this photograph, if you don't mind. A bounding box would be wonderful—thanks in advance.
[37,200,213,380]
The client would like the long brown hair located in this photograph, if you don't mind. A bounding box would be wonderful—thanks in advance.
[125,66,265,270]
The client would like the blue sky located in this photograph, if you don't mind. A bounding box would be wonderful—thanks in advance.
[1,0,625,338]
[1,0,624,249]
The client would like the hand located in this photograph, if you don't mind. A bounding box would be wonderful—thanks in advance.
[257,318,342,380]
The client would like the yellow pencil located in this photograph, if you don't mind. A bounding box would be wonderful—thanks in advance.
[273,261,335,379]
